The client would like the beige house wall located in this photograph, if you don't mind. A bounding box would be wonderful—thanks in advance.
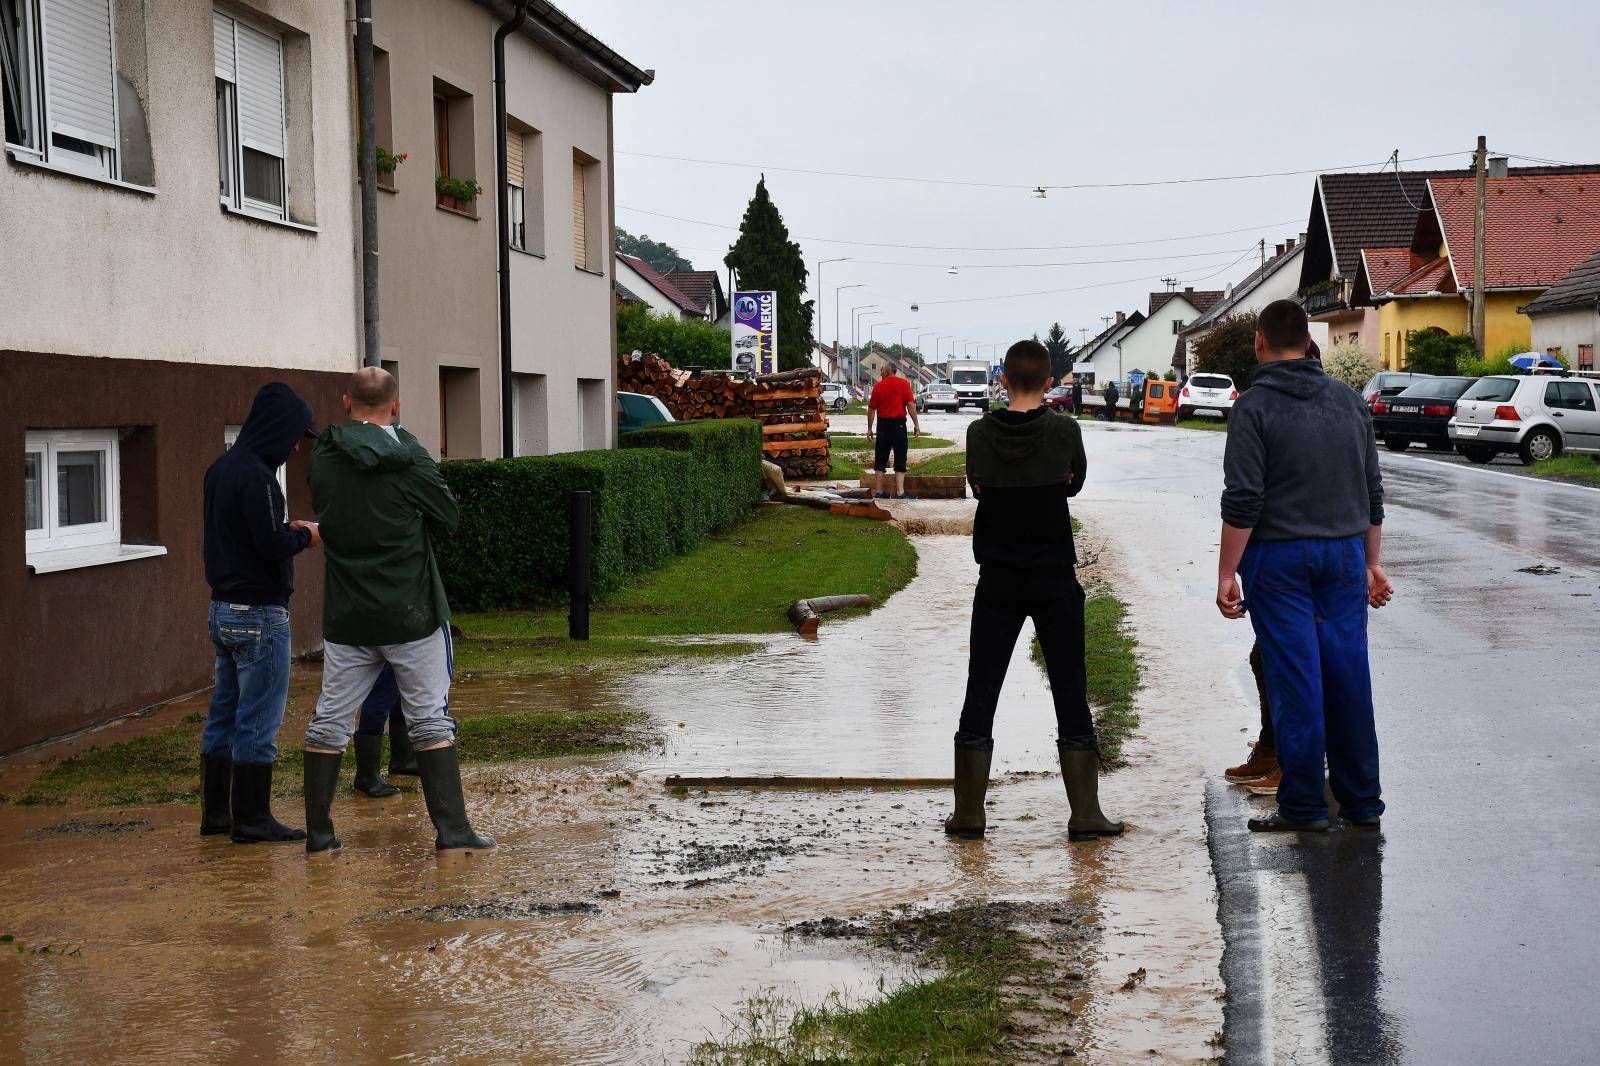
[0,0,359,375]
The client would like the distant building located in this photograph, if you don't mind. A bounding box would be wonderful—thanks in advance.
[1179,241,1305,374]
[616,254,707,320]
[1520,247,1600,371]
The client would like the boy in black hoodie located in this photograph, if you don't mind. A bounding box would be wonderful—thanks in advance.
[945,340,1124,842]
[199,382,319,844]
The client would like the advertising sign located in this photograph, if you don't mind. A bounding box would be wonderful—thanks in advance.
[732,290,778,375]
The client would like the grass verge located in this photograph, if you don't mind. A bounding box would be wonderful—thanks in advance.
[14,707,649,808]
[825,453,866,480]
[828,434,955,451]
[1177,417,1228,432]
[1529,453,1600,485]
[691,902,1089,1064]
[906,451,966,476]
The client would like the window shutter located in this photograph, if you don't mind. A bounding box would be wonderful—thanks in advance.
[235,20,284,158]
[571,159,586,269]
[213,10,235,82]
[505,128,523,187]
[40,0,117,149]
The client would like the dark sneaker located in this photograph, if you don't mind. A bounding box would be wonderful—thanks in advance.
[1247,811,1330,833]
[1343,813,1382,828]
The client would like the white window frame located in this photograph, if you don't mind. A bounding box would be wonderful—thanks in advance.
[2,0,121,179]
[508,179,525,250]
[223,424,288,500]
[24,429,121,556]
[213,6,287,221]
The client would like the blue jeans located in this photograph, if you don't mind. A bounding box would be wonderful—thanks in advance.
[202,602,292,764]
[1241,537,1384,823]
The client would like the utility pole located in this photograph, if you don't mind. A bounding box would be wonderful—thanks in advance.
[1472,134,1488,354]
[1079,327,1089,346]
[1259,239,1266,275]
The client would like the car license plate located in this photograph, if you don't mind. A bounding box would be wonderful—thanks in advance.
[1455,425,1480,438]
[1391,405,1420,414]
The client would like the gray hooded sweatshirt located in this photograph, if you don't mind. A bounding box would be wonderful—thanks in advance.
[1221,358,1384,542]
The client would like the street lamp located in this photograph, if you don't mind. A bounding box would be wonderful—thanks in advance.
[818,259,850,351]
[936,335,953,362]
[916,331,937,361]
[852,307,881,348]
[834,283,865,349]
[899,327,918,351]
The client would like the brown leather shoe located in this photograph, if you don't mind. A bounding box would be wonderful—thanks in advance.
[1225,743,1279,783]
[1246,768,1282,796]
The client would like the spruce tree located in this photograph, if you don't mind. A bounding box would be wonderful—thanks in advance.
[1044,322,1073,382]
[724,177,815,371]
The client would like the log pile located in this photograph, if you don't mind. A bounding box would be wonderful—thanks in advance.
[618,354,832,478]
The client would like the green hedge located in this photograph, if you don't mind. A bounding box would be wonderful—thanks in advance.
[437,419,762,611]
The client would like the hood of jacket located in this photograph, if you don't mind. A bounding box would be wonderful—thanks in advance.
[318,421,421,475]
[967,407,1079,488]
[1249,357,1327,401]
[234,383,315,468]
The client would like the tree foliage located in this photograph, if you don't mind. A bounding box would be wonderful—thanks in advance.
[724,178,815,371]
[1043,323,1072,382]
[1405,329,1476,376]
[1322,340,1379,391]
[616,303,731,368]
[615,228,694,274]
[1191,312,1260,388]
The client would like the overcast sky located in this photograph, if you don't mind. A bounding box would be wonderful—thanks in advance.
[575,0,1598,361]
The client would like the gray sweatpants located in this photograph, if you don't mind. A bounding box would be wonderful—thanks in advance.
[304,625,456,751]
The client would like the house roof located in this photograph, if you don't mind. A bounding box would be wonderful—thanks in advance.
[1384,257,1454,297]
[1149,290,1224,317]
[478,0,653,93]
[617,254,704,316]
[1521,246,1600,314]
[661,270,725,318]
[1078,312,1145,359]
[1298,163,1600,290]
[1185,244,1305,333]
[1359,246,1416,297]
[614,280,642,304]
[1426,174,1600,291]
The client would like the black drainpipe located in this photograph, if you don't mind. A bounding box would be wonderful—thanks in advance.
[494,0,531,458]
[355,0,379,366]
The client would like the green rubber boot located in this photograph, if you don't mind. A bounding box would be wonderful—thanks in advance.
[943,743,992,839]
[1059,746,1125,842]
[416,745,496,851]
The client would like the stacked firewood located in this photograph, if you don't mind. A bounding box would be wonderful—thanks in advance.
[618,355,832,477]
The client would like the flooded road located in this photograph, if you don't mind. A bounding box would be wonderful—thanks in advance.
[0,412,1313,1064]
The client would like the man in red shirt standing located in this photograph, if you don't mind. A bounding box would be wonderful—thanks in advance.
[866,362,921,498]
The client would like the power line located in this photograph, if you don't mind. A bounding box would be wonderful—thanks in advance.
[616,149,1468,192]
[831,247,1255,270]
[617,203,1303,252]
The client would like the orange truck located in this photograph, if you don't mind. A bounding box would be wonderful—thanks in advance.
[1141,379,1180,424]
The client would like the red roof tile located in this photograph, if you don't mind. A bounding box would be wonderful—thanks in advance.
[618,254,704,316]
[661,269,724,317]
[1360,246,1418,296]
[1427,174,1600,291]
[1149,290,1224,317]
[1389,257,1454,297]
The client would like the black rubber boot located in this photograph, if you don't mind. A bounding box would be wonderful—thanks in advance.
[943,742,991,839]
[200,752,232,836]
[1059,745,1125,842]
[416,745,496,851]
[353,735,400,798]
[387,708,419,776]
[302,750,345,854]
[229,762,307,844]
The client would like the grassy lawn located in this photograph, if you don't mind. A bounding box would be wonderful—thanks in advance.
[907,451,966,476]
[1177,417,1228,432]
[692,904,1051,1064]
[1529,453,1600,485]
[828,434,955,451]
[825,453,866,480]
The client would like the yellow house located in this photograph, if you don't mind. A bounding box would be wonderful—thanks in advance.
[1363,172,1600,367]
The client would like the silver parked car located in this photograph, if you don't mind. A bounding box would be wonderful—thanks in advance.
[1448,374,1600,465]
[919,381,959,413]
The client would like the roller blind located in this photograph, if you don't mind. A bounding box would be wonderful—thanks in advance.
[505,128,523,186]
[234,19,283,158]
[40,0,116,149]
[571,158,586,269]
[212,9,234,82]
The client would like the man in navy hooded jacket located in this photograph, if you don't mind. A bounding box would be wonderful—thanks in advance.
[200,382,320,843]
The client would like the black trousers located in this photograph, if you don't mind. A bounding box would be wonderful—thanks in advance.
[1249,642,1275,752]
[873,417,909,473]
[957,566,1095,749]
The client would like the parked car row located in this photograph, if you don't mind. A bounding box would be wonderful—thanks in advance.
[1364,369,1600,465]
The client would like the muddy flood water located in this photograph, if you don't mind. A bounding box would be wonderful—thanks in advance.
[0,427,1248,1063]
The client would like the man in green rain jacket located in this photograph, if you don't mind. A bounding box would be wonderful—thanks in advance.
[301,367,493,854]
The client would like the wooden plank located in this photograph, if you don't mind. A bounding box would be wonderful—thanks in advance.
[761,420,829,436]
[751,388,821,403]
[763,440,830,454]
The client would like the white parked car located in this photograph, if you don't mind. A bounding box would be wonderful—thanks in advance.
[1178,373,1238,420]
[1449,374,1600,465]
[820,382,850,411]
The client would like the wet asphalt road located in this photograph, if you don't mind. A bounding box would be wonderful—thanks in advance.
[1176,437,1600,1064]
